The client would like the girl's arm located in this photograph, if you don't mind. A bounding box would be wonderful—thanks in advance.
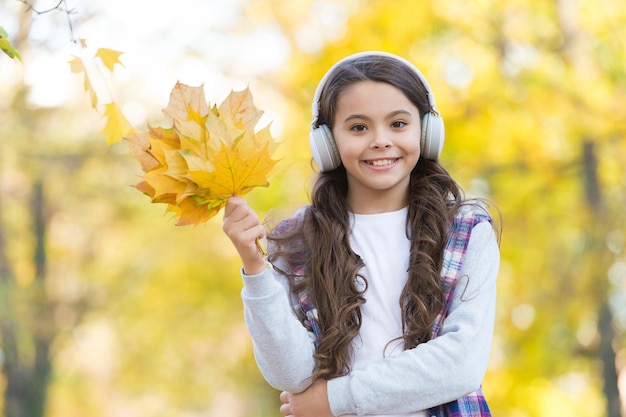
[324,220,500,415]
[240,266,317,393]
[223,197,317,393]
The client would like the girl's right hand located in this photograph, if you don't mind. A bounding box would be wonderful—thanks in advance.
[222,197,267,275]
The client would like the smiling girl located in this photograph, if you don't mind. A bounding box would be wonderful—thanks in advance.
[222,51,500,417]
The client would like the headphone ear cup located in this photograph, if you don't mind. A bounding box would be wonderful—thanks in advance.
[309,124,342,171]
[420,113,445,160]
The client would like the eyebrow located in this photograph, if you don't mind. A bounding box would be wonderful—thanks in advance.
[342,109,414,123]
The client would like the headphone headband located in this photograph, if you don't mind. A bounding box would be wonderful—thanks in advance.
[311,51,439,128]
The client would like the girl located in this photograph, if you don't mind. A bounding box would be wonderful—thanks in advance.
[222,51,500,417]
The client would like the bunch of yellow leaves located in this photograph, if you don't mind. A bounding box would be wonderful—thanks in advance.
[126,82,279,226]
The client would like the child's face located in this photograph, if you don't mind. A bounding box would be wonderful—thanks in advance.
[332,80,421,212]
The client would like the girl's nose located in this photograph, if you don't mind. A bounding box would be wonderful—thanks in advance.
[370,128,392,148]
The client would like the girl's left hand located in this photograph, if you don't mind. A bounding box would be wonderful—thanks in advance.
[279,380,332,417]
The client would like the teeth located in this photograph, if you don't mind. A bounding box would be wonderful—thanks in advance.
[369,159,396,166]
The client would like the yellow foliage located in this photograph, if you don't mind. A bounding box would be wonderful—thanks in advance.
[126,82,279,226]
[68,56,97,108]
[95,48,124,72]
[69,45,129,142]
[101,103,134,145]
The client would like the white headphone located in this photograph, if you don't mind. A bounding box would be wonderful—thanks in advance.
[309,51,445,172]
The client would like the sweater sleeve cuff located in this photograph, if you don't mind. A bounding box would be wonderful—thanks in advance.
[328,375,355,416]
[241,265,279,299]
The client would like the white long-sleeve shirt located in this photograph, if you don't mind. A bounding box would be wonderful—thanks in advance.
[240,207,499,416]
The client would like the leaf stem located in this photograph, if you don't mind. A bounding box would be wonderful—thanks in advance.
[255,238,267,257]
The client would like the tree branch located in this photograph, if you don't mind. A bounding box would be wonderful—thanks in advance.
[17,0,64,14]
[16,0,77,42]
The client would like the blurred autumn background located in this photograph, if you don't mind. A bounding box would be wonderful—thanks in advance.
[1,0,625,416]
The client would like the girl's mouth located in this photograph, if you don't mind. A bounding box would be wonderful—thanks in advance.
[365,158,399,167]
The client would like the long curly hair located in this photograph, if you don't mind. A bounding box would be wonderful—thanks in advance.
[267,54,463,381]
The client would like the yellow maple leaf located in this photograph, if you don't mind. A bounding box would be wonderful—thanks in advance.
[218,87,264,145]
[148,126,181,151]
[162,82,212,144]
[143,169,195,203]
[102,102,134,144]
[69,56,97,108]
[126,131,160,173]
[189,142,277,201]
[95,48,124,72]
[126,82,280,225]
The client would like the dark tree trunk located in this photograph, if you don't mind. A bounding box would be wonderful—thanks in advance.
[0,178,52,417]
[582,140,622,417]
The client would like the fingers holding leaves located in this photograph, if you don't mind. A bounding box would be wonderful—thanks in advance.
[223,197,267,274]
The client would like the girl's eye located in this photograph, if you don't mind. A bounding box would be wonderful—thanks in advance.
[391,120,407,128]
[350,124,367,132]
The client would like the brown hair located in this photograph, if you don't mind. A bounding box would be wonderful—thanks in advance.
[268,54,463,380]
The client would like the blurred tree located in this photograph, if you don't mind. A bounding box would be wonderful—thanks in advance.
[583,140,620,417]
[0,7,52,416]
[0,90,57,417]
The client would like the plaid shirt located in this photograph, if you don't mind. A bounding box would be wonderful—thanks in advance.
[298,210,492,417]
